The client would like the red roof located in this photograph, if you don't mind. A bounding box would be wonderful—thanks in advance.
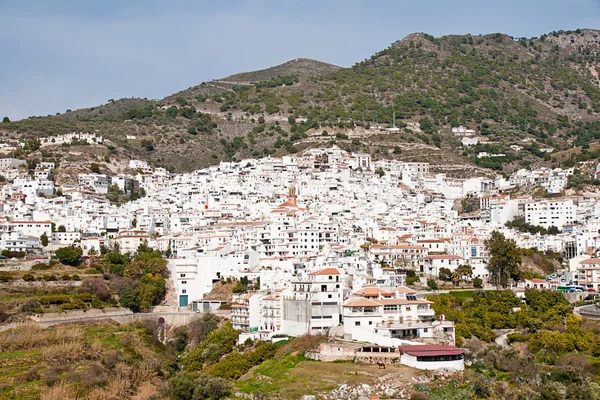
[424,255,462,260]
[308,267,340,275]
[580,258,600,265]
[399,345,464,357]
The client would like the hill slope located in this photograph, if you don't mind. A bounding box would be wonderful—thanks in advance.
[2,29,600,178]
[220,58,341,83]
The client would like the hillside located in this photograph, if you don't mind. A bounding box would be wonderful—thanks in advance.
[2,29,600,178]
[220,57,341,83]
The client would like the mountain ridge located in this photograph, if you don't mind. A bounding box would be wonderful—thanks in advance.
[3,29,600,180]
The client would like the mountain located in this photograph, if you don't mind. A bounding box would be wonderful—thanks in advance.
[2,29,600,182]
[220,58,341,83]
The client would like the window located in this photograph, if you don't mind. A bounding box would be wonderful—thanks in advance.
[355,321,360,326]
[328,294,332,299]
[182,281,187,285]
[180,274,186,278]
[182,289,187,294]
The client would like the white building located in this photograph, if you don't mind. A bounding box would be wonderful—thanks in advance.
[282,267,343,336]
[524,199,577,230]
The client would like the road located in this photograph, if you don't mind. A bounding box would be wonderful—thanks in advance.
[0,309,231,332]
[494,329,515,348]
[576,304,600,319]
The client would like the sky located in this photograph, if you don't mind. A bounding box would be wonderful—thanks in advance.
[1,0,599,120]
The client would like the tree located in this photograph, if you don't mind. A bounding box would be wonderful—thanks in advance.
[473,277,483,288]
[170,373,230,400]
[55,246,82,266]
[90,163,100,174]
[40,232,48,247]
[485,231,522,287]
[119,285,139,311]
[439,267,452,282]
[57,225,66,232]
[2,117,9,123]
[375,167,385,177]
[453,264,473,285]
[427,279,438,290]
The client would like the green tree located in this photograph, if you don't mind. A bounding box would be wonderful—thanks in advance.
[485,231,522,287]
[90,163,100,173]
[119,285,139,311]
[439,267,452,282]
[375,167,385,177]
[427,279,438,290]
[453,264,473,284]
[170,373,230,400]
[40,232,48,247]
[55,246,82,266]
[2,117,9,123]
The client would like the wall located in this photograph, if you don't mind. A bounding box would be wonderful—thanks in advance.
[400,354,464,371]
[350,326,419,347]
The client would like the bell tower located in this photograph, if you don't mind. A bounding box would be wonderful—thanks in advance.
[288,184,297,207]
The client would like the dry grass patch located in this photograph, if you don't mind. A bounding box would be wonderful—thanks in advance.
[41,341,86,363]
[0,324,85,352]
[40,381,77,400]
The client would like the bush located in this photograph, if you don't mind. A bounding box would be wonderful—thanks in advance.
[31,263,51,271]
[22,273,35,282]
[20,299,41,314]
[55,246,83,266]
[170,373,230,400]
[473,277,483,288]
[407,275,420,285]
[1,250,25,258]
[184,322,240,371]
[187,313,220,345]
[81,278,111,301]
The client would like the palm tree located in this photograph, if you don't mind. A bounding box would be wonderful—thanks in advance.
[453,264,473,285]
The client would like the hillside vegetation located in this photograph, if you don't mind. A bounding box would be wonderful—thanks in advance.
[3,29,600,175]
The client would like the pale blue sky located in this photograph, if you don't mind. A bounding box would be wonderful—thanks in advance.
[1,0,599,120]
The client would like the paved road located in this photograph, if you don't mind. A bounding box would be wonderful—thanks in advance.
[577,304,600,319]
[494,329,515,348]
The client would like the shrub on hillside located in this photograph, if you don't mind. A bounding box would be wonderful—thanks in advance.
[55,246,83,266]
[20,299,41,314]
[81,278,111,301]
[169,373,230,400]
[1,250,25,258]
[31,263,51,271]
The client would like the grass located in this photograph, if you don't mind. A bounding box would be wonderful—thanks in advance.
[0,350,40,359]
[447,290,476,301]
[235,353,416,399]
[0,321,173,399]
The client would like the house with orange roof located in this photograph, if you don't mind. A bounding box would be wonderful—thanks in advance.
[342,286,455,346]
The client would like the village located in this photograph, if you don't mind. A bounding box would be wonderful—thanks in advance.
[1,132,600,373]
